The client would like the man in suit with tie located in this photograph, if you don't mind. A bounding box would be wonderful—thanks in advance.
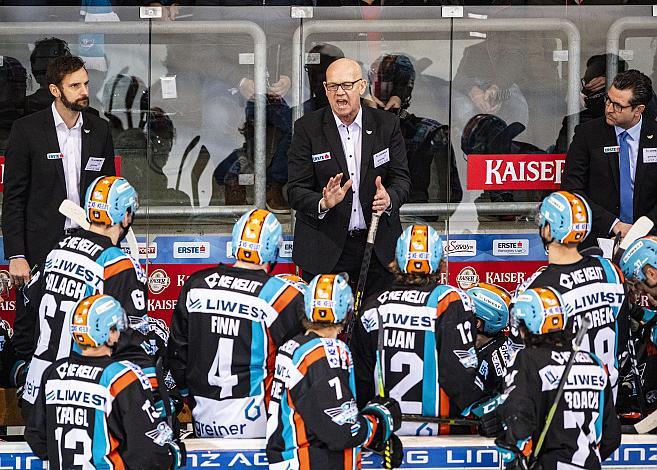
[562,70,657,247]
[2,55,115,362]
[288,58,410,295]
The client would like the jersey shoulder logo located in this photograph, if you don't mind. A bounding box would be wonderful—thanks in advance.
[454,347,478,369]
[324,399,359,425]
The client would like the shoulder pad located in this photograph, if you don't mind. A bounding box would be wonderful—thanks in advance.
[428,284,473,311]
[594,256,623,284]
[118,360,152,391]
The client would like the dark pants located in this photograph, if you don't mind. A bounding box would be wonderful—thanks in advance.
[302,231,394,302]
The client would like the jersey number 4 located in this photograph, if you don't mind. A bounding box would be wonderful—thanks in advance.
[208,338,238,398]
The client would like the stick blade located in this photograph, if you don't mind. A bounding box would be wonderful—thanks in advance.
[620,216,654,250]
[59,199,90,230]
[635,408,657,434]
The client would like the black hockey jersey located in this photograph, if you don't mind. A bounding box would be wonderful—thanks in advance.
[351,284,485,436]
[19,229,148,406]
[25,352,175,469]
[497,346,621,470]
[167,264,305,438]
[266,332,380,470]
[477,334,518,396]
[520,256,626,400]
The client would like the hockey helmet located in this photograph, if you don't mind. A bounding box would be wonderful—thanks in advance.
[305,273,353,324]
[467,283,511,335]
[620,236,657,283]
[85,176,139,226]
[231,209,282,265]
[461,114,525,155]
[70,294,127,348]
[395,224,443,274]
[368,54,415,108]
[511,287,568,335]
[537,191,592,244]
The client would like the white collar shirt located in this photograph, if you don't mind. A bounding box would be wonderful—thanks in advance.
[52,102,83,228]
[333,107,366,231]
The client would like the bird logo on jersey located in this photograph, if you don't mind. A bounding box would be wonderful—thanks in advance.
[324,400,359,425]
[395,224,443,274]
[512,287,568,335]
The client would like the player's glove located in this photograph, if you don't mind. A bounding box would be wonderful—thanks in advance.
[12,360,29,402]
[479,410,504,438]
[362,396,401,451]
[379,433,404,469]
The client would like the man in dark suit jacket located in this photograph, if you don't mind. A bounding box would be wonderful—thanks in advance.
[562,70,657,247]
[2,55,115,290]
[288,58,410,295]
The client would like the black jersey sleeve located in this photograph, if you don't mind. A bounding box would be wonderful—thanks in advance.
[599,378,622,461]
[264,283,306,348]
[288,359,378,451]
[436,291,486,411]
[13,269,44,361]
[24,362,49,460]
[101,250,148,319]
[167,281,190,392]
[106,365,174,469]
[351,310,377,410]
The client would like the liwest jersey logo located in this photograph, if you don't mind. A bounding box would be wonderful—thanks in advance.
[173,242,211,259]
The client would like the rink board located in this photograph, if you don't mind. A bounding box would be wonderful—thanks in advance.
[0,435,656,469]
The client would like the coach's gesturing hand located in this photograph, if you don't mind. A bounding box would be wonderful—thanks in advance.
[320,173,353,211]
[372,176,391,214]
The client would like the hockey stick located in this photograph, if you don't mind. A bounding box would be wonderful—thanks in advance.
[532,317,591,460]
[613,216,655,264]
[634,405,657,434]
[376,311,395,470]
[402,414,480,427]
[59,199,139,261]
[343,212,381,344]
[627,328,648,418]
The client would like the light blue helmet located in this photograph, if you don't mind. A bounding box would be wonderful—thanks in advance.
[305,274,353,323]
[231,209,282,265]
[395,224,443,274]
[85,176,139,226]
[467,283,511,335]
[511,287,568,335]
[70,294,127,348]
[537,191,592,244]
[620,236,657,283]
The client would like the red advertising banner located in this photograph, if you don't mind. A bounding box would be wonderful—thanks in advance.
[448,261,547,293]
[467,153,566,191]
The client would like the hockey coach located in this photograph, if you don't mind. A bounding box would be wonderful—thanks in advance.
[287,57,410,295]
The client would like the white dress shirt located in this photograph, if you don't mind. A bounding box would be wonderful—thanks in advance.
[52,102,83,229]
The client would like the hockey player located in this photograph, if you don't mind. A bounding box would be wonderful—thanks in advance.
[517,190,627,400]
[168,209,306,438]
[467,283,516,396]
[25,294,182,469]
[493,287,621,470]
[16,176,164,418]
[266,273,403,469]
[351,224,487,436]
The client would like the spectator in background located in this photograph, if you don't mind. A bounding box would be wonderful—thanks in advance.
[25,37,71,116]
[0,55,27,147]
[303,42,345,114]
[367,53,462,209]
[562,69,657,246]
[554,54,627,153]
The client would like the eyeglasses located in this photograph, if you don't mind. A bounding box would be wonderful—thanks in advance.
[605,95,634,113]
[324,79,363,92]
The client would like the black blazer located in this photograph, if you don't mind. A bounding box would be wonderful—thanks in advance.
[561,116,657,246]
[288,106,411,274]
[2,107,115,266]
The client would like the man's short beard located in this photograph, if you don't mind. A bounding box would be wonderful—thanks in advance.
[58,86,89,112]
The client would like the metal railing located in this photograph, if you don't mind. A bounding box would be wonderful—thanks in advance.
[607,16,657,87]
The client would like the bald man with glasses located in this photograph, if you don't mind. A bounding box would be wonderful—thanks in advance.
[288,58,410,296]
[562,69,657,247]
